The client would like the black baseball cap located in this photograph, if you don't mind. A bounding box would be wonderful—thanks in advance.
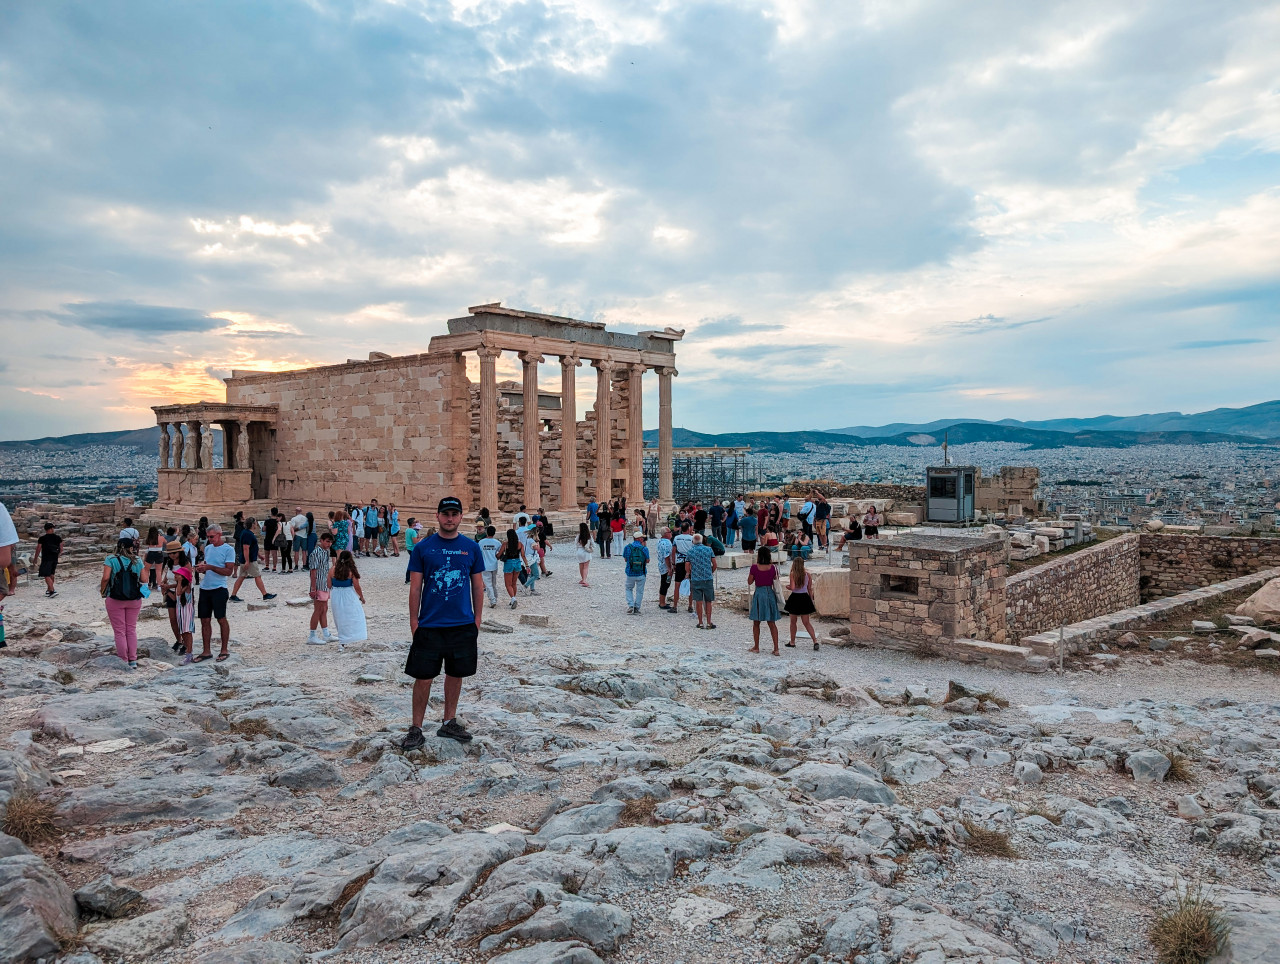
[437,497,463,513]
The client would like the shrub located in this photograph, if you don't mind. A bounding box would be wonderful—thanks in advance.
[960,820,1018,859]
[1149,886,1230,964]
[1165,752,1194,783]
[619,796,659,827]
[3,792,61,845]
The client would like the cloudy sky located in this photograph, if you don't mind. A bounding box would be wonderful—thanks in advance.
[2,0,1279,440]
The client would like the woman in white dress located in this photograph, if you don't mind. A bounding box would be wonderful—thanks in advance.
[575,522,593,587]
[328,550,367,645]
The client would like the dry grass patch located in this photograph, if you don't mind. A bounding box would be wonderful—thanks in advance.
[1165,752,1195,784]
[618,796,660,827]
[960,821,1019,859]
[1149,886,1230,964]
[229,717,276,738]
[53,669,75,685]
[3,792,61,845]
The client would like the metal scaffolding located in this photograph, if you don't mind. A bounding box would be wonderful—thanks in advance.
[643,446,755,504]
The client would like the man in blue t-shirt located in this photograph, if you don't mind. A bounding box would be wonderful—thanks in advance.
[402,496,486,749]
[622,532,649,614]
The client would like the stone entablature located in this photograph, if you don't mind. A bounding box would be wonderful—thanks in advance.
[1005,534,1140,639]
[848,534,1008,646]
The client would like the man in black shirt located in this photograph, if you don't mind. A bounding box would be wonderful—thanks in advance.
[693,504,708,534]
[708,501,725,542]
[229,518,277,603]
[32,523,62,597]
[263,510,280,572]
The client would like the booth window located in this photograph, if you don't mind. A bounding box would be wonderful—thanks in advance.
[881,574,920,595]
[930,476,957,499]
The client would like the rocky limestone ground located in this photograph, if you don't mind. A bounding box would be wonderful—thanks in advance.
[2,547,1280,964]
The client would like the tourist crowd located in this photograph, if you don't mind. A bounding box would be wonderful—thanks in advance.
[5,486,875,750]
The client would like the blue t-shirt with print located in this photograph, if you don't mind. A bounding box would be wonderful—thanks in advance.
[655,537,673,575]
[408,533,485,628]
[687,543,715,582]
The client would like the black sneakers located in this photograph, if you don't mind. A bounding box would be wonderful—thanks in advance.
[401,725,425,751]
[437,719,473,743]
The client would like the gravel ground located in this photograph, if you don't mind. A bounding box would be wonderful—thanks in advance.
[3,541,1279,964]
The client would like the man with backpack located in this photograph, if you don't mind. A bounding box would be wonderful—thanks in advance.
[623,531,649,614]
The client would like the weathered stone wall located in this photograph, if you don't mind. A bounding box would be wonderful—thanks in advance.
[848,536,1007,644]
[1138,533,1280,599]
[1005,534,1140,638]
[225,353,462,514]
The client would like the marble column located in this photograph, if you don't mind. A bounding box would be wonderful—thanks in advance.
[559,353,580,510]
[593,357,614,501]
[520,351,544,509]
[477,347,501,513]
[627,363,644,505]
[183,421,199,470]
[158,423,170,469]
[657,367,677,503]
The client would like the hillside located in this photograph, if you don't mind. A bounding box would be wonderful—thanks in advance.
[828,398,1280,440]
[644,422,1277,453]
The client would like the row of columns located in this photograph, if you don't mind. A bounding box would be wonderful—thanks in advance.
[473,348,676,512]
[157,420,250,471]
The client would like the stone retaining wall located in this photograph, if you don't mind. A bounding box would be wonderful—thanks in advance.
[1005,534,1140,638]
[1020,567,1280,657]
[1138,533,1280,599]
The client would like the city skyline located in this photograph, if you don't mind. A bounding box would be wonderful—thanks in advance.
[3,1,1279,440]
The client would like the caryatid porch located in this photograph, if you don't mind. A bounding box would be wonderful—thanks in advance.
[431,304,682,513]
[151,402,279,510]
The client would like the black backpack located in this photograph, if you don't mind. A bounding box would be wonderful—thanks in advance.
[106,555,144,601]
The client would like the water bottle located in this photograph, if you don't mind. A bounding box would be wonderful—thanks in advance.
[0,607,6,647]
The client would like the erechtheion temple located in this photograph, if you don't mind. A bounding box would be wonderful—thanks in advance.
[150,304,682,520]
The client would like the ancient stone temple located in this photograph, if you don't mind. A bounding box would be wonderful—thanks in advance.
[150,304,681,521]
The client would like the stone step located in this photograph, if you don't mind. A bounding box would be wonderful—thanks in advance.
[947,639,1050,674]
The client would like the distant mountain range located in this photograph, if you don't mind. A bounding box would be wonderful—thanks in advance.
[642,423,1278,454]
[0,426,216,452]
[827,399,1280,440]
[6,400,1280,458]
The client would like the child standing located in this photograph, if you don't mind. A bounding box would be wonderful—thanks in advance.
[173,567,196,663]
[329,550,367,645]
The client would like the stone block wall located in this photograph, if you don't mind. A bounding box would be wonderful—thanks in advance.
[1138,533,1280,599]
[1005,534,1140,638]
[225,353,462,514]
[848,535,1007,645]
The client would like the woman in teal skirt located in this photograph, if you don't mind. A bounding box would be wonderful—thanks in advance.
[747,547,781,655]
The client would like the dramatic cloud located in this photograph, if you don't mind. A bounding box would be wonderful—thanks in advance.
[52,301,227,336]
[1,0,1279,438]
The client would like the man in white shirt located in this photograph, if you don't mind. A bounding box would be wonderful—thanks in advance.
[119,517,140,546]
[0,502,15,646]
[669,522,695,613]
[290,507,308,564]
[0,502,18,607]
[477,525,501,608]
